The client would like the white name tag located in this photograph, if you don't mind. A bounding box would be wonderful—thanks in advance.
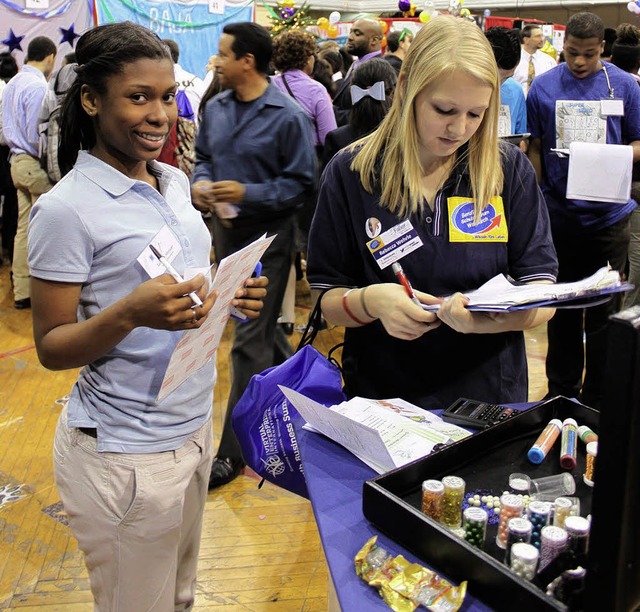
[137,225,182,278]
[366,220,423,270]
[601,99,624,116]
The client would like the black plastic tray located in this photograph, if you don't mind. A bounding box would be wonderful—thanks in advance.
[362,396,599,612]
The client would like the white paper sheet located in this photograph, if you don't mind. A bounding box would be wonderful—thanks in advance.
[422,266,624,312]
[280,388,468,474]
[157,234,275,401]
[555,100,606,149]
[280,387,396,473]
[566,142,633,204]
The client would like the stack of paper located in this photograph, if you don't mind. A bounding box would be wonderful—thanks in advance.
[422,266,632,313]
[158,234,275,400]
[280,387,471,474]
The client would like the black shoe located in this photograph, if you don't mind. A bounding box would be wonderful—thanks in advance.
[208,456,244,490]
[280,322,294,336]
[14,298,31,310]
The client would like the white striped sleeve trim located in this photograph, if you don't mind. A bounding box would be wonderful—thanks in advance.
[515,273,557,284]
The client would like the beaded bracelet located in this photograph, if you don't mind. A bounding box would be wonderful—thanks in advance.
[342,289,368,326]
[359,286,376,320]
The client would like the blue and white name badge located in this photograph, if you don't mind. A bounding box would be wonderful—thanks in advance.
[601,99,624,116]
[366,219,423,269]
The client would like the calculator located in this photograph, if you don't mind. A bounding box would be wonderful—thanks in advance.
[441,397,517,429]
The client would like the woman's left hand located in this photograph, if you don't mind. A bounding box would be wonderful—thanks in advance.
[436,292,554,334]
[436,293,483,334]
[231,275,269,320]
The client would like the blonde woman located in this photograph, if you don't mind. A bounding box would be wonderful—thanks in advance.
[307,16,558,410]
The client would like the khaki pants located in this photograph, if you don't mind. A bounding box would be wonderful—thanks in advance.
[9,154,52,300]
[53,407,214,611]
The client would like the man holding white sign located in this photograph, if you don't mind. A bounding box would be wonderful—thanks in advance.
[527,12,640,409]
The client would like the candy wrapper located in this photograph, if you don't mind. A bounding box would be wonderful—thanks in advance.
[355,536,467,611]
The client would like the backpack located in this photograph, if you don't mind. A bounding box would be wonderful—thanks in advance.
[38,64,77,183]
[40,105,63,183]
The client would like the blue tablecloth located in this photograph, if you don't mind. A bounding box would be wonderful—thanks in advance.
[296,423,494,611]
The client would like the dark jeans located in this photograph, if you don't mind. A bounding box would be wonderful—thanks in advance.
[546,216,630,409]
[211,214,295,461]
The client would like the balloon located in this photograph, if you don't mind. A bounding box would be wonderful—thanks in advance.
[629,1,637,10]
[382,35,387,47]
[329,11,341,24]
[460,8,470,16]
[419,11,430,22]
[327,24,339,38]
[484,8,491,16]
[283,7,295,19]
[398,0,412,12]
[423,0,435,15]
[380,20,389,34]
[317,17,329,30]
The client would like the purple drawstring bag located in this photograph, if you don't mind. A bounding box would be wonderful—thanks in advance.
[232,344,345,498]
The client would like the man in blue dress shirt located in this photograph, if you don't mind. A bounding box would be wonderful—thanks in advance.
[2,36,56,309]
[192,22,316,488]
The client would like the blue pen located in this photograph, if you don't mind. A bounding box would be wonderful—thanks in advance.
[231,261,263,322]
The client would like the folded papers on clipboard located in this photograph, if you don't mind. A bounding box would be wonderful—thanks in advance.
[422,266,632,313]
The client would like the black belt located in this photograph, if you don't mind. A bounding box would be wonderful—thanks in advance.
[79,427,97,438]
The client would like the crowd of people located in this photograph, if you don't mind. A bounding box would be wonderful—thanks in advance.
[1,11,640,609]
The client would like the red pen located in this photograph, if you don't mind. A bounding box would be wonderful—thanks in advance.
[392,262,422,306]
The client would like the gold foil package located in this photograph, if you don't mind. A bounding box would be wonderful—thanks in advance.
[355,536,467,611]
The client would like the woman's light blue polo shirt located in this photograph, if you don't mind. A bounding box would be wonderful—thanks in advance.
[28,152,215,453]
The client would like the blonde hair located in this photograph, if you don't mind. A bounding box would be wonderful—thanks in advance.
[352,15,503,219]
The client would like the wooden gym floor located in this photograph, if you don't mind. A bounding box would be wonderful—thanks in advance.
[0,259,549,611]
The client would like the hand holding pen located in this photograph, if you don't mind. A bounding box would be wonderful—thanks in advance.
[149,244,203,307]
[124,271,216,332]
[392,262,422,306]
[355,276,441,341]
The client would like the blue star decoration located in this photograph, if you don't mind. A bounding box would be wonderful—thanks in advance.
[3,29,25,53]
[59,23,79,48]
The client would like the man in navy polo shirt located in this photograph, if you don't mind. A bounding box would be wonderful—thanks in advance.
[527,12,640,409]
